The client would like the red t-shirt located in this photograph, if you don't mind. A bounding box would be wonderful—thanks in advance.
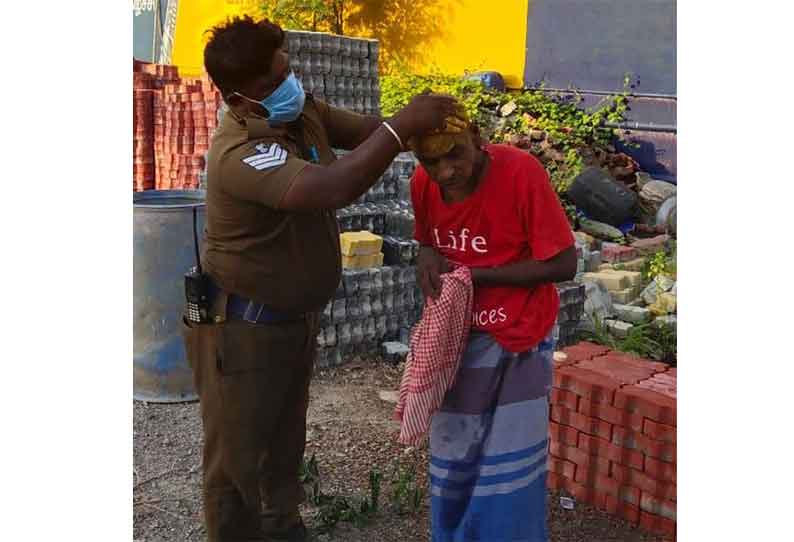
[411,144,575,352]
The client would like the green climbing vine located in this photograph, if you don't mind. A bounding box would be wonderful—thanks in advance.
[380,70,637,214]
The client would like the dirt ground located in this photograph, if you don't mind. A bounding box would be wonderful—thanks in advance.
[133,358,667,542]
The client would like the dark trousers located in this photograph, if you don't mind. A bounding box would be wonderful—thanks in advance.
[182,312,318,541]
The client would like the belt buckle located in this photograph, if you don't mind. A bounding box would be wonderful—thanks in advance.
[242,300,265,323]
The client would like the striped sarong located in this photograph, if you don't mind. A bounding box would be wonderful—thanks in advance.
[429,330,554,542]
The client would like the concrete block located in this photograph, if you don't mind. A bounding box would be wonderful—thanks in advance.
[556,282,585,305]
[587,251,602,272]
[653,315,677,328]
[655,275,675,292]
[574,231,596,250]
[582,271,629,292]
[641,281,660,305]
[613,304,652,325]
[631,234,670,256]
[611,287,638,305]
[606,319,633,338]
[583,280,615,321]
[382,341,409,357]
[603,269,643,289]
[640,275,674,305]
[602,244,639,263]
[614,257,647,272]
[649,292,677,316]
[576,317,596,334]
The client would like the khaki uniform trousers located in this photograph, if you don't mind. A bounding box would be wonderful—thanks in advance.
[182,311,319,541]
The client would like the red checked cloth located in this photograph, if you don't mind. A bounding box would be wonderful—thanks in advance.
[393,266,473,445]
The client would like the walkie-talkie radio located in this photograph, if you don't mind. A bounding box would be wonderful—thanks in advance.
[184,207,211,324]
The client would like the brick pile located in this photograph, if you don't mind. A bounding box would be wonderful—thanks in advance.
[133,71,155,191]
[548,341,676,539]
[153,78,221,190]
[133,60,221,191]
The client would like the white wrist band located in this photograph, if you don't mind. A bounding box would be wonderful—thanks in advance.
[381,121,405,151]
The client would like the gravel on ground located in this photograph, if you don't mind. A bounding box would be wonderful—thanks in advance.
[133,357,667,542]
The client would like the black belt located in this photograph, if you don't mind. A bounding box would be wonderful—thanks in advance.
[208,281,303,324]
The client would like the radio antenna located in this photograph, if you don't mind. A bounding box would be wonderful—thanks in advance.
[192,206,202,274]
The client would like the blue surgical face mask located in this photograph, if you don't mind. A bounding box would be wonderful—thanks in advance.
[234,72,306,125]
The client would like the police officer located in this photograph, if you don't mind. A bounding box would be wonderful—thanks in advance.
[182,16,458,542]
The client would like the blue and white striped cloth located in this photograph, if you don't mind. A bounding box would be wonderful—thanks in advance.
[429,331,554,542]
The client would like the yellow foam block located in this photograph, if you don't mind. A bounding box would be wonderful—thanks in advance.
[339,231,384,257]
[341,252,384,269]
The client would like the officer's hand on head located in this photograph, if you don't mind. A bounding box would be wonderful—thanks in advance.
[417,246,449,301]
[389,94,459,141]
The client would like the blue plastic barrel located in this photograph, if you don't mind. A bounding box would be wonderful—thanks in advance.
[464,71,506,91]
[133,190,206,402]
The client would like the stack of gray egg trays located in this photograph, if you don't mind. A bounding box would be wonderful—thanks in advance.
[315,148,424,369]
[334,149,419,267]
[284,30,381,116]
[316,263,424,369]
[551,241,589,347]
[554,281,587,348]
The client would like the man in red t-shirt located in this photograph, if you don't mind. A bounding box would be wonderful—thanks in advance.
[412,127,576,351]
[409,101,576,542]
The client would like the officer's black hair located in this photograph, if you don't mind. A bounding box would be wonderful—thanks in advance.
[203,15,285,98]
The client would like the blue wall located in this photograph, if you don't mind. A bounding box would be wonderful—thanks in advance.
[523,0,676,181]
[523,0,676,95]
[133,0,170,62]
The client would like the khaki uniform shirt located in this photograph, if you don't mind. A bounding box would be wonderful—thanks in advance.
[204,96,368,313]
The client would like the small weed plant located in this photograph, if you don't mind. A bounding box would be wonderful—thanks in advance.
[580,315,677,366]
[390,461,425,516]
[298,453,424,534]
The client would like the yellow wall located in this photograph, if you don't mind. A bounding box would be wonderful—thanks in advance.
[401,0,528,88]
[171,0,260,77]
[171,0,529,87]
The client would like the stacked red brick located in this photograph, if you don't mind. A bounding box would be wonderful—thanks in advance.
[133,70,155,191]
[548,341,676,539]
[132,59,222,190]
[133,60,179,190]
[153,77,221,190]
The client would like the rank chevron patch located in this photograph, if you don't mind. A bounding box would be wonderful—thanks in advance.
[242,143,288,171]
